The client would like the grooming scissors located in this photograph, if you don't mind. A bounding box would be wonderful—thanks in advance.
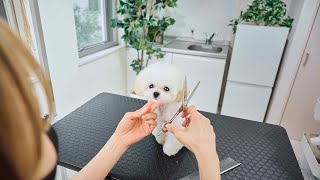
[157,77,200,136]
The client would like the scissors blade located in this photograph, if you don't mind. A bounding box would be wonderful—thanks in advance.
[185,81,200,105]
[182,77,188,126]
[183,76,188,104]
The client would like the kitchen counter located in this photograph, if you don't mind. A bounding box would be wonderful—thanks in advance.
[161,39,229,59]
[152,36,229,59]
[128,36,230,59]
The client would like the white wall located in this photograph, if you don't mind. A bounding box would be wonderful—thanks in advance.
[266,0,320,125]
[38,0,127,119]
[287,0,304,40]
[164,0,291,42]
[164,0,238,41]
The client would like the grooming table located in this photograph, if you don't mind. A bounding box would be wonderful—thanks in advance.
[53,93,303,180]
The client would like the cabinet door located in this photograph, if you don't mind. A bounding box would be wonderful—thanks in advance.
[221,81,272,122]
[172,54,225,113]
[228,25,288,87]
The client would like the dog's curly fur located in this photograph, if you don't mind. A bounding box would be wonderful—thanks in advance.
[134,63,185,156]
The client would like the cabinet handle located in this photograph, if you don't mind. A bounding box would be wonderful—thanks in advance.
[303,53,310,67]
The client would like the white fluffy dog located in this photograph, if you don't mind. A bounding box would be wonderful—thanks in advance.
[134,63,186,156]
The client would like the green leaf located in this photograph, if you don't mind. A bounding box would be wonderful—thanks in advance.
[230,0,294,33]
[112,0,177,73]
[119,0,125,6]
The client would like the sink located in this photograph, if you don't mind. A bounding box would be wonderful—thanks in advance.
[187,44,223,53]
[162,40,228,59]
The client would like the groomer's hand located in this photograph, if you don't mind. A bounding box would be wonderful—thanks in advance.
[165,106,217,157]
[166,106,221,180]
[114,101,159,148]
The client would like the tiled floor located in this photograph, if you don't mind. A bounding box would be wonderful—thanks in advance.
[290,140,319,180]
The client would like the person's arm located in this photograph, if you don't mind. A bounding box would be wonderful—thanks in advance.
[194,148,220,180]
[71,101,159,180]
[166,106,221,180]
[70,134,126,180]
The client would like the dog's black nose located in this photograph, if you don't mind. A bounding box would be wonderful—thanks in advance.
[153,92,160,98]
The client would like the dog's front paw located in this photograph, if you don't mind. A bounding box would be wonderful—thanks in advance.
[163,144,183,156]
[154,134,165,145]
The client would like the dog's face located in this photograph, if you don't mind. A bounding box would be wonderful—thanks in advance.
[144,80,178,103]
[134,63,185,104]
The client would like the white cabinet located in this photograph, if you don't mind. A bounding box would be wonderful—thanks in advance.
[221,81,272,122]
[221,25,289,122]
[227,25,289,86]
[172,54,225,113]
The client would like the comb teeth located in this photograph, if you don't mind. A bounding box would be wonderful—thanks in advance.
[179,157,241,179]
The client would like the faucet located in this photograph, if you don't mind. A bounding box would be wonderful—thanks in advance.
[205,33,215,45]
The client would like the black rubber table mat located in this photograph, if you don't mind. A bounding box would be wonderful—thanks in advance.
[53,93,303,180]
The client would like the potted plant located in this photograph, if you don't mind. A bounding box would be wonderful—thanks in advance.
[229,0,293,33]
[111,0,178,75]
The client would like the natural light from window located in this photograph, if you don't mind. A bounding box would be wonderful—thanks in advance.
[73,0,116,57]
[73,0,105,50]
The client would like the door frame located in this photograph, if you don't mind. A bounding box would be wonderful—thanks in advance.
[266,0,320,125]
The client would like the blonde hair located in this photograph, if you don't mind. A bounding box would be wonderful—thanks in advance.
[0,20,54,179]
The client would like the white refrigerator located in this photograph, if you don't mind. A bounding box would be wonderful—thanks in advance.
[221,25,289,122]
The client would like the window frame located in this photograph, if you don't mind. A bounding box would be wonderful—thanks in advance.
[77,0,118,58]
[0,0,8,21]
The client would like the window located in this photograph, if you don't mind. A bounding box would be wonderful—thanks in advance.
[73,0,117,57]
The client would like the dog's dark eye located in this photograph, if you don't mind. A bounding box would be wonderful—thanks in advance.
[149,84,154,88]
[164,87,170,92]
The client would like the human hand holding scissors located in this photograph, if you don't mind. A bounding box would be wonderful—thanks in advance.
[157,77,200,136]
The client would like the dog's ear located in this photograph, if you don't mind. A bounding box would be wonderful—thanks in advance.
[176,89,190,102]
[175,90,182,102]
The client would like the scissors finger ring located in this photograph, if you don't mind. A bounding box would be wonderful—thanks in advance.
[161,122,171,132]
[157,122,171,136]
